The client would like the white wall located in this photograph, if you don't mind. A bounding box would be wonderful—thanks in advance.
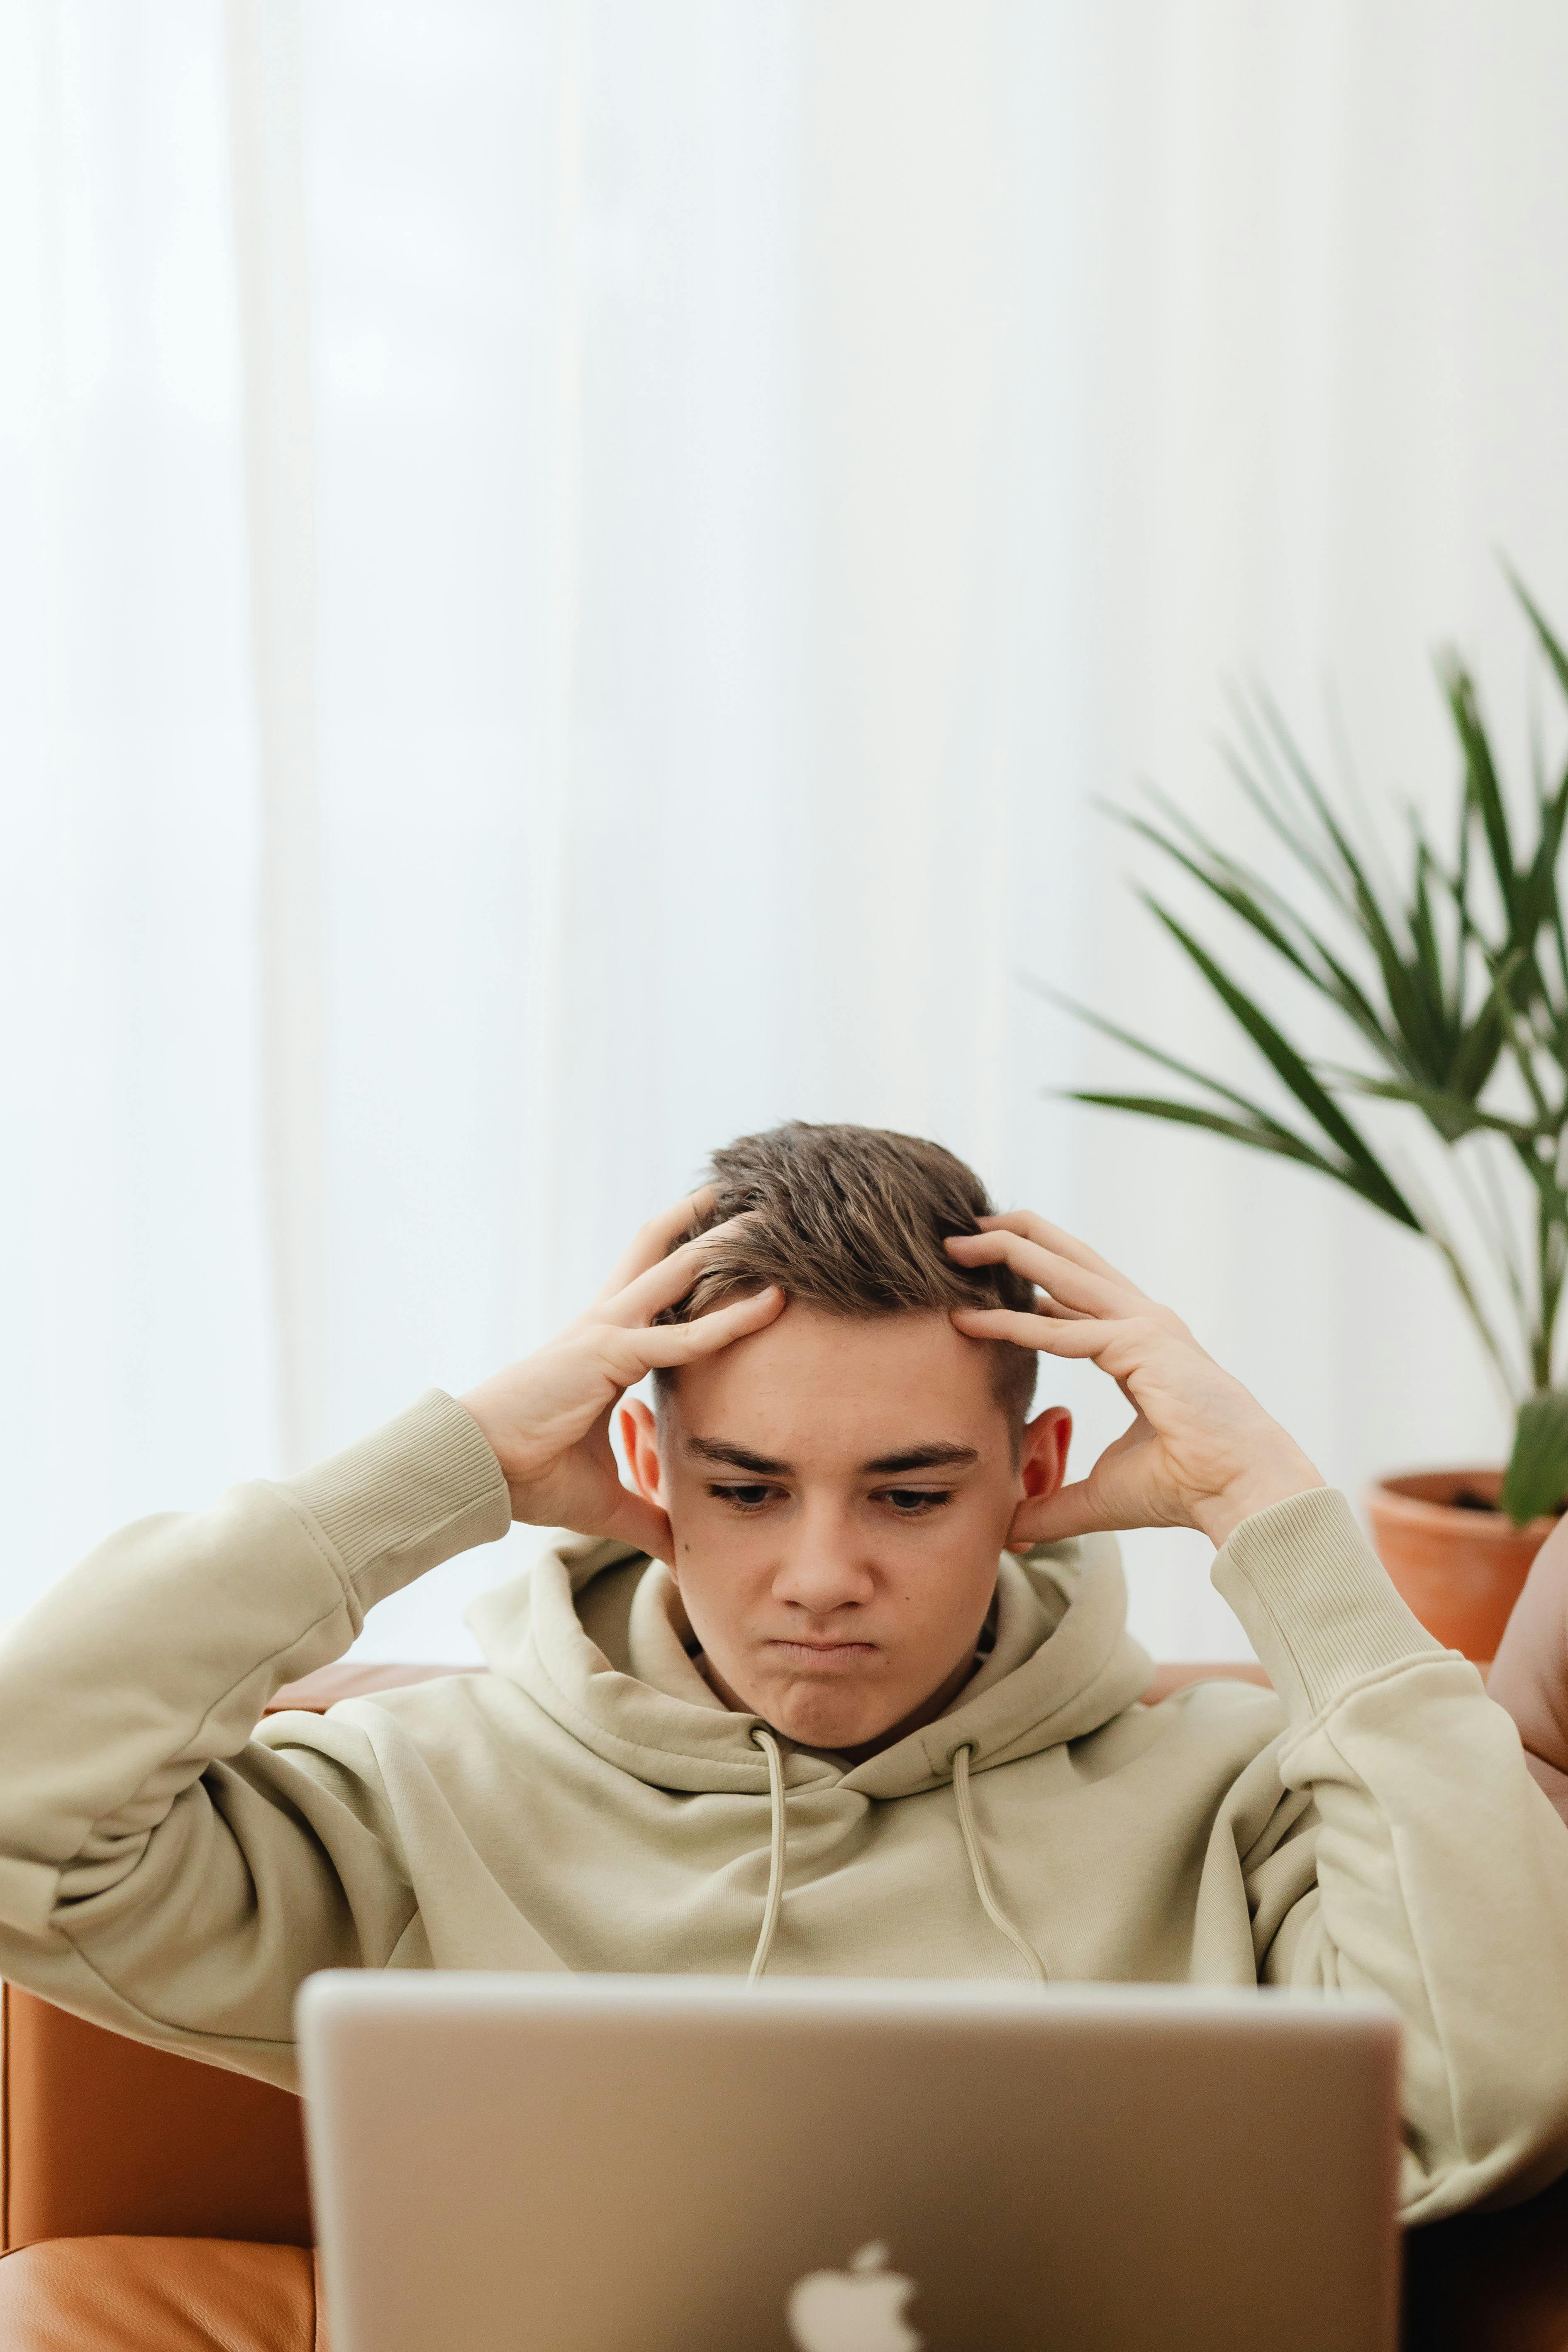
[5,0,1568,1660]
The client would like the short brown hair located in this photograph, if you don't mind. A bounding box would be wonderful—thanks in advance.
[653,1121,1038,1434]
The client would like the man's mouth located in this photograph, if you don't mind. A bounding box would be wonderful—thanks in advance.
[766,1638,881,1668]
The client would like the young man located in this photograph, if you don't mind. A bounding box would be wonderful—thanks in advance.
[1,1122,1566,2224]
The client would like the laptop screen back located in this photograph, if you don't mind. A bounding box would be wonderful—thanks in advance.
[299,1973,1399,2352]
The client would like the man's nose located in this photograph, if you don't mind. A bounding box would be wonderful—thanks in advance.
[771,1506,875,1613]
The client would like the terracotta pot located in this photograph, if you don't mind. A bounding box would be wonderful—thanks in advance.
[1363,1468,1556,1664]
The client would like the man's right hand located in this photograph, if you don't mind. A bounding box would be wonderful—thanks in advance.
[459,1193,780,1563]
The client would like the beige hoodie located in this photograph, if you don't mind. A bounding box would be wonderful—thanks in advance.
[2,1389,1568,2224]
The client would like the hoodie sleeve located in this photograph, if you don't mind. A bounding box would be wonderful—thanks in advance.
[0,1391,510,2084]
[1214,1488,1568,2223]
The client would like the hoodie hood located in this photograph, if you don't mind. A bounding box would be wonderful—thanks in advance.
[465,1528,1153,1802]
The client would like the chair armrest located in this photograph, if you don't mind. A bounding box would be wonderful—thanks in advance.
[1,1986,312,2254]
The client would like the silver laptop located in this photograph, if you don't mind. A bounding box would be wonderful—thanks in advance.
[298,1972,1400,2352]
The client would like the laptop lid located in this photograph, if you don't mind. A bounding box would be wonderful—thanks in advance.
[298,1972,1400,2352]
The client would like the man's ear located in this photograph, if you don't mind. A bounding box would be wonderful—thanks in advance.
[619,1398,666,1512]
[1007,1406,1072,1552]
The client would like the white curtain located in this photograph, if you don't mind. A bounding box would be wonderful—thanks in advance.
[5,0,1568,1661]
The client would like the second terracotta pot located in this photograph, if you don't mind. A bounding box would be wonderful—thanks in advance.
[1363,1468,1556,1664]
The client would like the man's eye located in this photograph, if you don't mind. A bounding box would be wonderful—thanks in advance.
[879,1489,952,1516]
[710,1484,780,1513]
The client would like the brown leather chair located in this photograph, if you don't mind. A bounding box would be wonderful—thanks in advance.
[5,1655,1568,2350]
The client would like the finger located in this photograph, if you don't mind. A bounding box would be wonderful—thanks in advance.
[634,1284,785,1369]
[976,1214,1142,1293]
[953,1243,1097,1322]
[947,1229,1131,1318]
[593,1187,718,1303]
[952,1227,1141,1318]
[597,1483,677,1566]
[600,1214,756,1327]
[951,1305,1128,1360]
[1009,1478,1121,1545]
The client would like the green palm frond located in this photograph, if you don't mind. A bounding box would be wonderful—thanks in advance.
[1045,568,1568,1518]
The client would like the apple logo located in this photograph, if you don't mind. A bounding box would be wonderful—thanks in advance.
[786,2240,923,2352]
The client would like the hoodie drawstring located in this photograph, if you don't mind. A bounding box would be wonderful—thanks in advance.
[952,1743,1047,1984]
[749,1727,788,1982]
[746,1730,1045,1987]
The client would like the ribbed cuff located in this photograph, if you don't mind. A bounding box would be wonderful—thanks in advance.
[281,1390,512,1608]
[1212,1486,1444,1723]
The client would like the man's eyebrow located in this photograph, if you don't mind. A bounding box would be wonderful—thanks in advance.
[685,1437,793,1475]
[861,1443,980,1474]
[683,1437,982,1477]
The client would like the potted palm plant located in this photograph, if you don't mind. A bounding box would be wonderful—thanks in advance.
[1048,575,1568,1661]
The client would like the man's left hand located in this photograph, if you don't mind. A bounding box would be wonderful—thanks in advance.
[946,1213,1324,1550]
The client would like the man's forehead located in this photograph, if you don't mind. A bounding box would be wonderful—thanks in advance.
[657,1303,1009,1461]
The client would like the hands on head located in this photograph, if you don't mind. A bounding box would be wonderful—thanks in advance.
[945,1213,1323,1551]
[460,1190,783,1564]
[461,1197,1323,1566]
